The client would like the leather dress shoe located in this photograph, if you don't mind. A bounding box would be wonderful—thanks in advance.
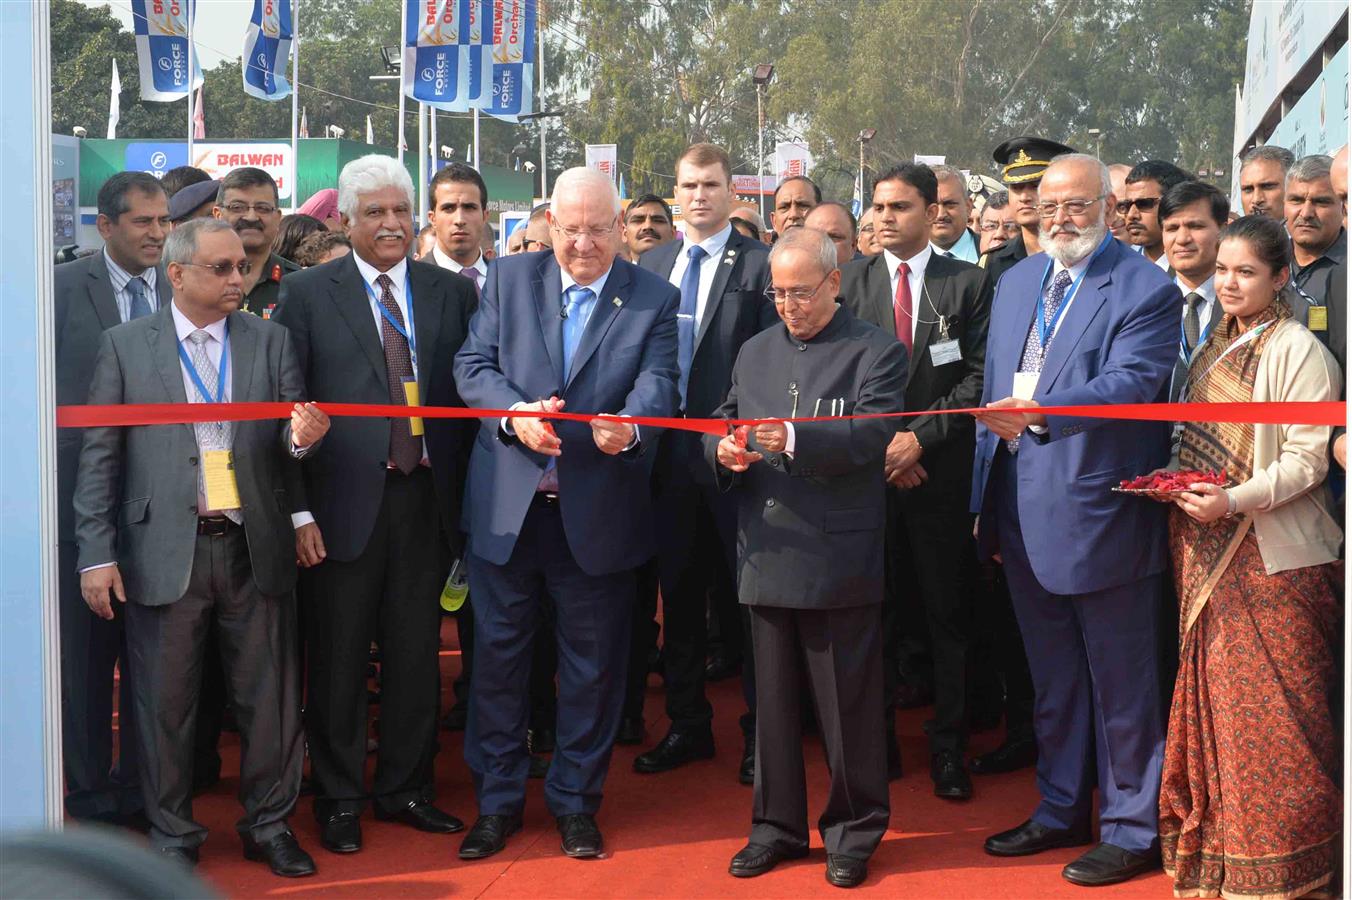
[738,734,755,785]
[159,846,199,867]
[825,854,868,888]
[970,736,1037,775]
[615,715,644,746]
[1062,842,1161,886]
[931,750,972,800]
[458,814,522,860]
[528,726,556,754]
[634,729,715,774]
[557,813,603,858]
[984,819,1092,857]
[375,800,464,833]
[704,653,741,682]
[243,830,317,878]
[729,842,807,877]
[319,812,362,854]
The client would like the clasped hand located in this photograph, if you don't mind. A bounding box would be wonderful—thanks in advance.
[512,397,635,457]
[972,397,1047,440]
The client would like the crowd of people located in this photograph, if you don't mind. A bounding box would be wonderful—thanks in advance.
[54,131,1346,895]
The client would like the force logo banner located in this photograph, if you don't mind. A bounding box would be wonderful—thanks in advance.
[241,0,294,101]
[403,0,473,109]
[480,0,536,121]
[131,0,203,102]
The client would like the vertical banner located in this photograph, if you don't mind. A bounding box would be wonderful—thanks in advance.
[774,140,812,182]
[404,0,471,109]
[584,144,618,183]
[480,0,535,121]
[107,58,121,139]
[241,0,293,100]
[130,0,203,101]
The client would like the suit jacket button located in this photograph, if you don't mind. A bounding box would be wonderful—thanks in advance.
[797,343,807,351]
[765,498,775,507]
[189,457,198,466]
[770,457,780,467]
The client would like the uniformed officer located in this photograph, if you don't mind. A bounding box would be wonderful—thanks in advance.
[980,137,1075,285]
[213,167,300,319]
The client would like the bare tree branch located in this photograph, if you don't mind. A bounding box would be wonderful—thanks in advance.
[977,0,1079,135]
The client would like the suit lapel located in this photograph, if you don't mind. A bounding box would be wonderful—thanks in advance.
[1039,255,1111,389]
[87,253,121,330]
[867,255,894,336]
[153,264,172,309]
[694,232,743,353]
[911,264,950,379]
[330,255,387,387]
[533,255,566,385]
[147,307,195,442]
[566,262,630,389]
[408,261,444,396]
[228,311,256,403]
[647,240,679,280]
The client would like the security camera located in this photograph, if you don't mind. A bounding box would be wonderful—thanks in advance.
[327,125,345,139]
[440,145,455,159]
[73,126,88,138]
[523,161,537,173]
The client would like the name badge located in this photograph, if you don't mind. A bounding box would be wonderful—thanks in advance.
[203,449,242,511]
[1307,305,1328,332]
[403,378,425,437]
[929,340,962,366]
[1012,371,1040,401]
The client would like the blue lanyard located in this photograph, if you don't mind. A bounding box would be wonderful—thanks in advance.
[1036,236,1111,347]
[176,323,229,404]
[1179,304,1216,363]
[363,270,417,370]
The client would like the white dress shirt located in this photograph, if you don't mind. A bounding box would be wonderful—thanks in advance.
[170,304,233,516]
[882,244,933,343]
[667,222,732,325]
[431,244,487,294]
[104,248,159,323]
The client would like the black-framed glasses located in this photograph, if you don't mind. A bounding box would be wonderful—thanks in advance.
[766,271,834,306]
[221,201,279,216]
[181,261,252,277]
[1115,197,1160,214]
[521,237,551,251]
[980,221,1022,233]
[1036,195,1106,219]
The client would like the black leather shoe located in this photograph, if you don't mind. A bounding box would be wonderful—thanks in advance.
[375,800,464,833]
[886,735,903,781]
[728,842,807,877]
[528,726,556,754]
[458,814,522,860]
[931,750,972,800]
[1062,843,1161,886]
[634,729,715,774]
[738,734,755,785]
[984,819,1092,857]
[319,812,362,854]
[159,846,199,867]
[441,703,468,732]
[970,736,1037,775]
[528,753,550,779]
[557,813,603,858]
[704,653,741,682]
[615,715,644,746]
[825,854,868,888]
[243,830,317,878]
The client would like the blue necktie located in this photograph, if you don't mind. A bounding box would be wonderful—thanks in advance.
[677,245,706,406]
[561,285,594,379]
[126,275,153,321]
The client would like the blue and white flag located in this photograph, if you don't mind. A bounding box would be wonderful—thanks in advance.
[241,0,293,100]
[404,0,473,109]
[479,0,535,121]
[130,0,203,102]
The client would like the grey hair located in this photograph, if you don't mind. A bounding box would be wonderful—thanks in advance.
[929,164,966,187]
[550,167,622,216]
[1241,144,1295,172]
[769,226,837,276]
[731,207,767,231]
[337,154,415,222]
[163,217,236,266]
[1046,152,1112,196]
[1287,154,1333,186]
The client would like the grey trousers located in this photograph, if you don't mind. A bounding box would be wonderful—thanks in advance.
[749,603,890,860]
[126,527,302,849]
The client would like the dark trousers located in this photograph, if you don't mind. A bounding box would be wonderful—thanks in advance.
[125,527,302,849]
[304,468,449,818]
[192,624,226,788]
[971,562,1036,742]
[750,604,889,860]
[623,558,660,720]
[465,498,634,817]
[886,491,977,754]
[58,541,141,821]
[993,453,1164,854]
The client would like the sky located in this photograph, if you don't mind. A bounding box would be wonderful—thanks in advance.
[79,0,256,69]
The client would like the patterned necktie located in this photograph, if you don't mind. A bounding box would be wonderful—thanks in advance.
[1007,268,1074,453]
[1182,292,1203,352]
[186,330,241,523]
[375,273,421,474]
[561,284,595,378]
[677,245,706,407]
[126,275,153,321]
[893,261,913,353]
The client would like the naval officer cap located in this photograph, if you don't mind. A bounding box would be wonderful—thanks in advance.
[991,137,1076,185]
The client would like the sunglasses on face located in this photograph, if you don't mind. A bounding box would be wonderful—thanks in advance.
[1115,197,1160,214]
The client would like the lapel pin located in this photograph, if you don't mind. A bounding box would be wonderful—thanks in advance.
[728,249,736,256]
[722,258,734,266]
[612,297,623,307]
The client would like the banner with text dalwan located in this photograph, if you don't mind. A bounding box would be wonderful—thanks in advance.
[403,0,474,110]
[241,0,293,101]
[479,0,535,121]
[131,0,203,102]
[403,0,533,120]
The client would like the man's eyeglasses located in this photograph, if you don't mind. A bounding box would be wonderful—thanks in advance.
[181,261,252,277]
[220,202,279,216]
[1036,195,1106,219]
[766,271,833,306]
[1114,197,1160,214]
[521,237,551,251]
[549,222,616,242]
[859,224,876,233]
[980,221,1022,233]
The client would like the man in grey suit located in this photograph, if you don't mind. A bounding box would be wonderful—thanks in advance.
[54,171,172,823]
[707,228,906,889]
[74,219,329,876]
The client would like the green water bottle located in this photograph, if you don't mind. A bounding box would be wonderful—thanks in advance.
[440,557,469,613]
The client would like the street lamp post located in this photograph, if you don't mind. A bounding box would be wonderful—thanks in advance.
[520,110,564,198]
[1087,128,1103,159]
[857,128,876,210]
[753,63,775,225]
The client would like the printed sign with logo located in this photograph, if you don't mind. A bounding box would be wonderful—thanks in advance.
[130,0,203,101]
[774,141,812,182]
[585,144,618,183]
[126,142,190,178]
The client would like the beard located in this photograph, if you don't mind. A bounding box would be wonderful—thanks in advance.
[1040,218,1108,266]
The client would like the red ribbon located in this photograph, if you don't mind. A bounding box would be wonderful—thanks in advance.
[55,401,1347,434]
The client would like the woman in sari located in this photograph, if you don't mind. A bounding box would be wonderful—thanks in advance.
[1159,215,1343,899]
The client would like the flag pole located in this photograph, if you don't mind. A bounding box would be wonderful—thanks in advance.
[397,0,407,163]
[186,0,195,164]
[290,0,300,212]
[537,6,547,198]
[472,107,480,170]
[418,102,428,229]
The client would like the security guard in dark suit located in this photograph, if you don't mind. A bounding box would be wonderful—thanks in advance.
[980,137,1075,285]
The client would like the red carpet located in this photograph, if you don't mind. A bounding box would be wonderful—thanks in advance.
[149,620,1172,898]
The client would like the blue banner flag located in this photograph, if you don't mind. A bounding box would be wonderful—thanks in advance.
[480,0,535,121]
[403,0,472,109]
[130,0,203,102]
[241,0,293,100]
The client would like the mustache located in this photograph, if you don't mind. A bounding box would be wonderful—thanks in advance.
[637,229,660,240]
[234,220,263,231]
[375,229,405,239]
